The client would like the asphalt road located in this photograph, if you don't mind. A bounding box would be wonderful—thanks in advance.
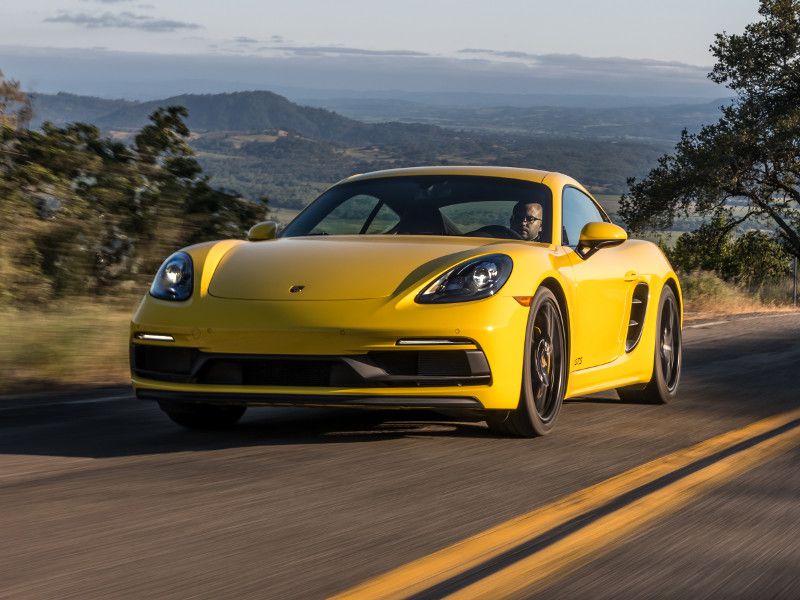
[1,313,799,599]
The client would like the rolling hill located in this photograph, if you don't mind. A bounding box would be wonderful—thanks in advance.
[27,89,676,207]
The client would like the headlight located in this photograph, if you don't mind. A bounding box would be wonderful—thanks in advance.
[150,251,194,301]
[416,254,513,304]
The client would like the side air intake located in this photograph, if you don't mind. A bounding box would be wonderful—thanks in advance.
[626,283,649,352]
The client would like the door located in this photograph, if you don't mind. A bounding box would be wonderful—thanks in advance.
[561,186,632,369]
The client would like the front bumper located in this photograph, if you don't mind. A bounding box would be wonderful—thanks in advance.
[130,293,529,410]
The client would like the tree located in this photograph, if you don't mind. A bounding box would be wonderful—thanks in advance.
[0,71,266,303]
[668,217,791,288]
[0,69,31,129]
[620,0,800,258]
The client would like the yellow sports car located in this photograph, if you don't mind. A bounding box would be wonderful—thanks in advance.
[130,166,682,436]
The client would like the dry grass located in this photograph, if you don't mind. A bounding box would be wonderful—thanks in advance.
[0,297,141,394]
[681,270,797,320]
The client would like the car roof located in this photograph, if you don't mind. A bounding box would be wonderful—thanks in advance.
[334,166,594,207]
[341,165,552,184]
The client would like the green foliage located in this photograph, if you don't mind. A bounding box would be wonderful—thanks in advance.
[0,86,267,304]
[667,217,791,288]
[0,69,31,129]
[621,0,800,258]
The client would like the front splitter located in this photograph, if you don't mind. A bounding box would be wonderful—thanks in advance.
[137,389,484,410]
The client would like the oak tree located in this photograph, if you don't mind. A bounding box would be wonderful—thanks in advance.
[621,0,800,258]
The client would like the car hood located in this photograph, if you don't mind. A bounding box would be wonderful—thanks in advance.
[208,235,506,301]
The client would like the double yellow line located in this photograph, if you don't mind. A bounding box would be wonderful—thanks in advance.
[332,407,800,600]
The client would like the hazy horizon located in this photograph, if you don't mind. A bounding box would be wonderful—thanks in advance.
[0,1,761,105]
[1,44,731,106]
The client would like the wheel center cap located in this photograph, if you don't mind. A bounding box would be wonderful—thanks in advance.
[535,338,552,387]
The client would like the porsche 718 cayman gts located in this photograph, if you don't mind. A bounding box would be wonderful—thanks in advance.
[130,166,682,436]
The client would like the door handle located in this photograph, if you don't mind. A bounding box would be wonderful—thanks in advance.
[624,271,637,282]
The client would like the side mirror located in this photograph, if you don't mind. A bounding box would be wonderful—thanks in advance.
[247,221,278,241]
[576,222,627,259]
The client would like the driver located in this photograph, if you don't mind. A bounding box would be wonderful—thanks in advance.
[510,201,544,241]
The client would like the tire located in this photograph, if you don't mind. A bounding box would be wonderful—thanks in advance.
[487,287,568,437]
[617,285,681,404]
[159,401,246,429]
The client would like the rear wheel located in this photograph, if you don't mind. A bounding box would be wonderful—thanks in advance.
[617,285,681,404]
[487,287,567,437]
[159,401,246,429]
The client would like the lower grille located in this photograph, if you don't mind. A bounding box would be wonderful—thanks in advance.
[368,351,473,377]
[200,358,349,387]
[131,345,491,387]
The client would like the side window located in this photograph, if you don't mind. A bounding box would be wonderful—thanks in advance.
[310,194,380,235]
[364,203,400,233]
[562,187,605,246]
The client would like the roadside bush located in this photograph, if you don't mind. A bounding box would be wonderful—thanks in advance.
[679,269,794,313]
[679,270,759,312]
[667,218,793,292]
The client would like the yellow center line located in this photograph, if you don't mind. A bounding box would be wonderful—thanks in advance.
[447,420,800,600]
[330,407,800,600]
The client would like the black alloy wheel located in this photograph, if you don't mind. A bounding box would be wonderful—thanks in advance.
[658,290,681,392]
[617,285,682,404]
[487,287,567,437]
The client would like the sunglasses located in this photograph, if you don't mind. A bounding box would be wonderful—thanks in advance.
[517,215,542,224]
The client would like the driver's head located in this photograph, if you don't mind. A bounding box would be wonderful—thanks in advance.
[510,201,543,241]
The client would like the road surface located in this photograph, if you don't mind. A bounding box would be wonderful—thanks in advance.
[1,313,799,599]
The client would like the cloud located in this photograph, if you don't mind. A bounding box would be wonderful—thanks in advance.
[267,45,428,57]
[456,48,709,78]
[44,11,202,32]
[233,36,259,44]
[460,49,534,60]
[79,0,158,7]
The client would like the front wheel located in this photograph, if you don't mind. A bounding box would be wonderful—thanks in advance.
[159,401,246,429]
[487,287,567,437]
[617,285,681,404]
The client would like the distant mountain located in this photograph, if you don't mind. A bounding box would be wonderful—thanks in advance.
[30,90,420,145]
[30,89,723,145]
[26,88,675,203]
[94,91,360,137]
[29,90,470,147]
[301,97,727,143]
[30,92,134,128]
[292,90,725,109]
[30,90,360,137]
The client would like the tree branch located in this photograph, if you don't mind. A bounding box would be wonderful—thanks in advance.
[749,193,800,253]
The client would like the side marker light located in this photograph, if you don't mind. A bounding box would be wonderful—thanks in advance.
[135,333,175,342]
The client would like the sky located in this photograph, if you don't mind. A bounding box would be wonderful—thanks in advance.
[2,0,760,64]
[0,0,763,101]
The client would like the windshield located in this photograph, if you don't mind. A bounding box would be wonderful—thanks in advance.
[281,175,553,243]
